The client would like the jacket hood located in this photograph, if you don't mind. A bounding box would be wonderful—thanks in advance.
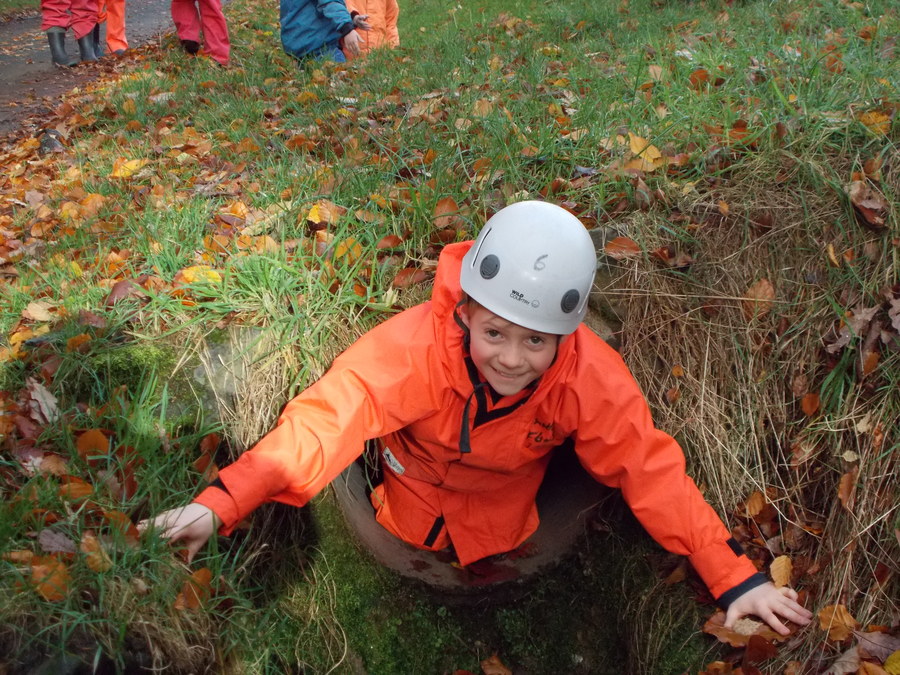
[430,242,579,403]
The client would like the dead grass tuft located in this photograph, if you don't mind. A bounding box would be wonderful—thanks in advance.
[603,158,898,666]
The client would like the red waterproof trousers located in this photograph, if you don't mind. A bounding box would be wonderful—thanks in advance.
[170,0,230,66]
[41,0,97,39]
[97,0,127,52]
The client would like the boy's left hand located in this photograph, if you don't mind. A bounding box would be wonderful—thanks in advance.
[725,581,813,635]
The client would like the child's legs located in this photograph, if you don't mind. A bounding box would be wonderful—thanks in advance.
[40,0,72,31]
[311,40,346,62]
[170,0,200,41]
[105,0,128,50]
[68,0,97,39]
[196,0,229,65]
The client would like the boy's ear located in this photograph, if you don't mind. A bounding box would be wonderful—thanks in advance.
[458,301,471,329]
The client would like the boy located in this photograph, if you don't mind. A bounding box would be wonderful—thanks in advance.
[142,201,812,636]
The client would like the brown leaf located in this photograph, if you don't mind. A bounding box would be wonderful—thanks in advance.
[604,236,642,259]
[854,631,900,662]
[801,393,820,417]
[480,654,512,675]
[848,181,889,231]
[703,611,785,647]
[744,634,778,664]
[742,279,775,320]
[30,556,71,602]
[433,197,462,229]
[837,467,858,513]
[818,604,859,641]
[174,567,213,610]
[391,267,430,289]
[76,429,110,461]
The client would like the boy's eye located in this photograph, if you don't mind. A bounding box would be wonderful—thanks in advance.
[528,336,545,346]
[486,329,502,339]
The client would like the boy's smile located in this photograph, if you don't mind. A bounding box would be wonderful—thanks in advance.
[459,302,559,396]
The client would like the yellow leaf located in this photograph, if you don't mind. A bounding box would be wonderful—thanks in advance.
[122,99,137,115]
[177,266,222,284]
[857,110,890,135]
[110,158,149,179]
[628,132,662,161]
[884,650,900,675]
[770,555,792,588]
[818,604,858,641]
[80,533,112,572]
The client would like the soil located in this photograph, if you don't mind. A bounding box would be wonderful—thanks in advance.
[0,0,176,145]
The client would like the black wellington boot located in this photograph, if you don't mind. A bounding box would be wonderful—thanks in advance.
[46,27,78,67]
[77,31,98,62]
[92,23,105,58]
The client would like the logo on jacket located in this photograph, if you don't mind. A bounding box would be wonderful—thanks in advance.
[382,447,405,475]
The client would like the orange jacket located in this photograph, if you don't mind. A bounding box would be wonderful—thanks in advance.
[343,0,399,58]
[195,242,759,600]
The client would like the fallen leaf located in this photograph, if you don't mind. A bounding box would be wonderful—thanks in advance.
[174,567,213,610]
[742,279,775,320]
[480,654,512,675]
[818,604,859,641]
[80,532,113,572]
[770,555,792,587]
[30,556,71,602]
[76,429,110,461]
[837,467,858,513]
[109,158,149,179]
[22,301,55,322]
[848,181,888,231]
[605,236,642,259]
[801,393,820,417]
[854,631,900,662]
[703,611,785,647]
[38,528,77,555]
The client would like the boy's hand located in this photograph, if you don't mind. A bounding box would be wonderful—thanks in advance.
[725,582,813,635]
[353,14,372,30]
[138,503,220,563]
[342,30,363,57]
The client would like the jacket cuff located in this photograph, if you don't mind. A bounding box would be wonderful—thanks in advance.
[338,21,355,38]
[716,572,769,609]
[688,537,761,599]
[194,484,239,533]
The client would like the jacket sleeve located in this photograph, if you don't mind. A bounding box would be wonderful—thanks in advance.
[570,334,760,601]
[316,0,354,35]
[386,0,400,46]
[195,306,441,534]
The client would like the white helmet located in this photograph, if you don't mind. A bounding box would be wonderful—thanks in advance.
[460,201,597,335]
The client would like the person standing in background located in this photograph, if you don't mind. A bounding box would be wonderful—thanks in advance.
[170,0,230,66]
[41,0,99,66]
[343,0,398,60]
[96,0,128,56]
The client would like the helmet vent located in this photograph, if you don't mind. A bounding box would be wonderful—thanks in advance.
[560,289,580,313]
[480,254,500,280]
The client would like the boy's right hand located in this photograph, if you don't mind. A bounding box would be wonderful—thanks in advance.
[138,503,220,563]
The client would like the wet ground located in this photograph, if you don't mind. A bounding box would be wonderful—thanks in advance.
[0,0,174,142]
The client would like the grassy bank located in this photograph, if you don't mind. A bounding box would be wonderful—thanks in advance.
[0,0,897,672]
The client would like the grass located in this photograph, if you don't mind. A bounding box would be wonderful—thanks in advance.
[0,0,898,671]
[0,0,37,20]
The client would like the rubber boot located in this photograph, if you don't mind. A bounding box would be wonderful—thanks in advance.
[46,27,78,67]
[92,23,104,58]
[77,31,98,62]
[181,39,200,55]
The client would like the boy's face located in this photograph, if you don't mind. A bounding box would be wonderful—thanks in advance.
[459,301,559,396]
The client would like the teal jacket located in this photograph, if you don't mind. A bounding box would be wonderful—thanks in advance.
[280,0,354,59]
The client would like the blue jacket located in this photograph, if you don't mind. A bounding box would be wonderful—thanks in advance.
[280,0,354,59]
